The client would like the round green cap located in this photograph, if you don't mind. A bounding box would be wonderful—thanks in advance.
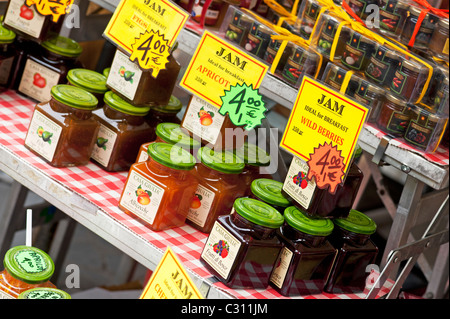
[235,142,271,167]
[0,18,16,43]
[250,178,290,207]
[3,246,55,284]
[103,67,110,78]
[67,69,108,94]
[198,147,244,174]
[333,209,377,235]
[233,197,284,228]
[104,91,150,116]
[284,206,334,236]
[18,287,71,299]
[42,35,82,58]
[51,84,98,110]
[155,123,201,148]
[147,142,195,170]
[151,95,183,113]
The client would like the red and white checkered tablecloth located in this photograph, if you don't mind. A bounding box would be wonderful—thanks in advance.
[0,90,402,299]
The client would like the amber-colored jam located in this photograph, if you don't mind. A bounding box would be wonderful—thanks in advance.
[376,93,412,136]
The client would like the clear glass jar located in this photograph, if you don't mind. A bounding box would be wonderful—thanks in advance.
[390,59,427,101]
[401,5,438,50]
[67,68,108,109]
[0,19,16,92]
[24,84,99,167]
[91,91,154,172]
[200,197,284,289]
[249,178,290,214]
[119,143,198,231]
[346,77,386,123]
[186,147,246,233]
[0,246,56,299]
[243,21,274,59]
[378,0,409,39]
[18,287,71,299]
[341,30,377,71]
[365,45,401,86]
[324,209,378,293]
[270,206,336,296]
[429,18,449,60]
[17,35,83,102]
[376,92,413,136]
[224,9,253,48]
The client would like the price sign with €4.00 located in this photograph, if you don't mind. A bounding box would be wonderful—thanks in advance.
[25,0,73,22]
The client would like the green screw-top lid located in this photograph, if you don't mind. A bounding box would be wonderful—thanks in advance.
[18,287,71,299]
[42,35,82,58]
[353,144,362,159]
[0,17,16,43]
[103,67,111,78]
[233,197,284,228]
[198,147,244,174]
[333,209,377,235]
[155,123,201,148]
[104,91,150,116]
[235,142,271,167]
[67,69,108,94]
[147,142,196,170]
[151,95,183,113]
[284,206,334,236]
[51,84,98,110]
[250,178,290,207]
[3,246,55,284]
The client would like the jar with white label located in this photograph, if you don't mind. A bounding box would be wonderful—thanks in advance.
[200,197,284,289]
[18,287,71,299]
[0,19,16,91]
[119,142,199,231]
[269,206,336,296]
[67,68,108,109]
[17,35,83,102]
[186,147,245,233]
[91,91,154,172]
[0,246,56,299]
[24,84,99,167]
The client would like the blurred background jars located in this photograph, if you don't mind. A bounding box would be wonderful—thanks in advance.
[145,95,183,127]
[0,18,16,92]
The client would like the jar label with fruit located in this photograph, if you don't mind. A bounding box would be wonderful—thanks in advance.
[365,49,391,83]
[4,0,46,38]
[24,110,62,162]
[107,50,143,101]
[387,111,409,134]
[18,59,60,102]
[0,57,14,86]
[90,124,118,167]
[201,221,241,279]
[282,156,316,209]
[270,247,293,289]
[182,96,225,145]
[300,2,321,40]
[390,69,406,95]
[341,34,365,70]
[281,48,307,86]
[225,21,246,45]
[404,117,436,148]
[186,184,215,227]
[119,170,165,225]
[379,4,403,34]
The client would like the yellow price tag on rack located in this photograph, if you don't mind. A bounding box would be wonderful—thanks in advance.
[25,0,73,22]
[280,76,369,175]
[180,30,269,108]
[140,246,203,299]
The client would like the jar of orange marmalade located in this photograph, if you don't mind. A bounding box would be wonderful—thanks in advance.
[186,147,246,233]
[0,246,56,299]
[119,142,198,231]
[24,84,100,167]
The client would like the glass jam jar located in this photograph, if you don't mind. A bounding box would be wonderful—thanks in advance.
[192,0,224,26]
[347,78,386,123]
[243,21,274,59]
[119,143,198,231]
[224,9,253,48]
[376,92,412,136]
[106,48,181,108]
[91,91,154,172]
[0,20,16,92]
[24,84,99,167]
[67,68,108,109]
[401,5,438,50]
[378,0,409,39]
[390,59,427,101]
[324,209,378,293]
[145,95,183,128]
[18,35,83,102]
[365,45,401,86]
[323,63,348,91]
[0,246,56,299]
[299,0,323,41]
[8,35,40,90]
[341,31,377,71]
[180,95,247,150]
[282,155,364,219]
[429,18,449,61]
[280,44,320,88]
[200,197,284,289]
[269,206,336,296]
[249,178,290,214]
[346,0,378,21]
[18,287,71,299]
[186,147,246,233]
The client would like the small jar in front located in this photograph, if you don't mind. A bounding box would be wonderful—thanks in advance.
[324,209,378,293]
[186,147,246,233]
[200,197,284,289]
[323,63,348,91]
[242,21,274,59]
[341,30,377,71]
[0,245,56,299]
[376,93,412,136]
[401,6,438,50]
[67,68,108,109]
[299,0,324,41]
[91,91,154,172]
[224,9,253,48]
[390,59,428,101]
[347,78,386,123]
[145,95,183,128]
[119,143,199,232]
[280,44,320,88]
[24,84,100,167]
[17,35,83,103]
[378,0,409,39]
[0,20,16,92]
[429,18,449,61]
[249,178,291,214]
[106,48,181,107]
[269,206,336,296]
[365,45,401,86]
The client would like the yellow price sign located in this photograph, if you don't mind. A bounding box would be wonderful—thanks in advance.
[140,247,203,299]
[180,30,269,108]
[280,76,369,175]
[25,0,73,22]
